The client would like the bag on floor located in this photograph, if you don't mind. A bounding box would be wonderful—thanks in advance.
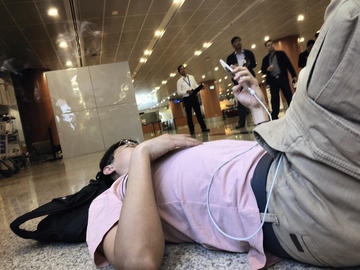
[10,173,113,243]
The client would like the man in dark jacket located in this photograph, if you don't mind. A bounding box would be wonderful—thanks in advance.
[298,39,315,68]
[261,39,297,119]
[226,36,256,128]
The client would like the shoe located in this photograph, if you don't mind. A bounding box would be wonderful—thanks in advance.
[201,128,210,133]
[190,131,195,135]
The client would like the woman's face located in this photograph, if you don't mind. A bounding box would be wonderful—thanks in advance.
[110,144,136,176]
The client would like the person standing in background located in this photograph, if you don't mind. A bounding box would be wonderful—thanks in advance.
[261,40,297,120]
[176,65,209,135]
[226,36,257,128]
[298,40,315,68]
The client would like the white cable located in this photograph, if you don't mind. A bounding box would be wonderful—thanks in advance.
[206,153,283,241]
[248,87,272,122]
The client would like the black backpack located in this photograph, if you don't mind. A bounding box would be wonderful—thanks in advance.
[10,175,113,243]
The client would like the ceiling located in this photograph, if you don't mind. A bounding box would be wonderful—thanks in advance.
[0,0,330,110]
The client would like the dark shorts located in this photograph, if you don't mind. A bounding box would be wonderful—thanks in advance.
[251,153,292,259]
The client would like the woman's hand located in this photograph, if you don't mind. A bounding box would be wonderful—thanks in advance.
[137,134,202,161]
[231,66,266,111]
[231,66,270,124]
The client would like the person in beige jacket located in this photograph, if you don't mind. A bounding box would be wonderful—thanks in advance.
[250,0,360,267]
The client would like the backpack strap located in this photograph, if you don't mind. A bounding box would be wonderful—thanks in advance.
[10,179,107,240]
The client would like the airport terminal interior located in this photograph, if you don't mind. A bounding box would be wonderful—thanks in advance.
[1,0,358,269]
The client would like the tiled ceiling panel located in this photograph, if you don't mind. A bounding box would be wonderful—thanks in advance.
[0,0,330,109]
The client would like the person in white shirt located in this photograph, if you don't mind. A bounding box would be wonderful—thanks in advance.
[176,65,209,135]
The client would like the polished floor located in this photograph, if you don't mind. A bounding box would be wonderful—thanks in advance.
[1,114,357,269]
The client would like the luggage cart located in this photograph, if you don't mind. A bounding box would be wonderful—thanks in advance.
[0,118,27,177]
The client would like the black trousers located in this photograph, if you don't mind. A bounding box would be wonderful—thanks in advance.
[268,75,293,119]
[183,96,207,133]
[251,153,292,259]
[237,103,247,127]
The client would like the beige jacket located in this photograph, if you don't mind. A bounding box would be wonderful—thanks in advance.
[254,0,360,267]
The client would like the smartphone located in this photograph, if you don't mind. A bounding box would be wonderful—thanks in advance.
[219,59,234,78]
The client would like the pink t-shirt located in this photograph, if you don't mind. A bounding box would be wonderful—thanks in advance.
[87,140,270,269]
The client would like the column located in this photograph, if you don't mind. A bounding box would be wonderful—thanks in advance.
[199,80,222,118]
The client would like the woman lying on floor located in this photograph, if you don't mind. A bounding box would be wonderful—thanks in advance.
[86,1,360,269]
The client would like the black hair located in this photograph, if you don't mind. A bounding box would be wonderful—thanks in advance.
[307,39,315,47]
[264,39,273,46]
[96,139,138,184]
[177,64,183,73]
[315,32,319,38]
[231,36,241,45]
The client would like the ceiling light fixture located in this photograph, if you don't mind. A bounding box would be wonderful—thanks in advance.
[297,14,305,21]
[162,80,167,85]
[194,50,202,56]
[154,30,165,37]
[203,42,212,48]
[47,8,58,17]
[228,83,232,87]
[298,36,305,43]
[218,79,222,82]
[112,10,119,16]
[264,36,270,41]
[183,63,187,67]
[202,74,205,79]
[170,73,176,77]
[251,44,256,49]
[65,60,72,67]
[140,58,147,63]
[214,66,219,71]
[258,70,262,74]
[224,76,228,80]
[59,41,68,48]
[144,49,152,55]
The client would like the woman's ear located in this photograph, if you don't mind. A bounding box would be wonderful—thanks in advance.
[103,164,115,175]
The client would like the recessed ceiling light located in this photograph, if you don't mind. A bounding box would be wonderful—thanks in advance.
[202,74,205,79]
[47,8,58,17]
[183,63,187,67]
[140,58,147,63]
[144,49,152,55]
[264,36,270,41]
[214,66,219,71]
[297,14,305,21]
[112,10,119,16]
[203,42,212,48]
[154,30,165,37]
[65,60,72,67]
[162,80,167,85]
[59,41,68,48]
[170,73,176,77]
[251,44,256,49]
[218,79,222,82]
[258,70,262,74]
[224,76,228,80]
[298,37,305,43]
[194,50,202,56]
[261,74,266,78]
[228,83,232,87]
[132,79,134,83]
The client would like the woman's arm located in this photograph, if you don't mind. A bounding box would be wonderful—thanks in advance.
[103,135,201,270]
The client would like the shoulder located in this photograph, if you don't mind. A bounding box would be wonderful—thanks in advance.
[226,53,235,62]
[177,77,182,83]
[262,53,269,60]
[244,49,254,55]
